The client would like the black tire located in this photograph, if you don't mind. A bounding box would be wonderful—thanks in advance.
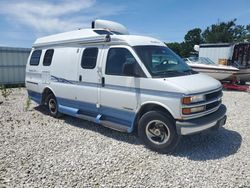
[46,93,62,118]
[138,111,180,153]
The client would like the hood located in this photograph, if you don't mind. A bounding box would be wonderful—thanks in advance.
[164,73,221,94]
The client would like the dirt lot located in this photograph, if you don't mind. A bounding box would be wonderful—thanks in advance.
[0,88,250,187]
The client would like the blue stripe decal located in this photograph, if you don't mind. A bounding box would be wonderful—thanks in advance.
[77,81,99,88]
[57,97,134,128]
[27,90,134,129]
[27,90,42,104]
[57,97,98,114]
[100,106,135,127]
[51,75,74,84]
[50,75,183,98]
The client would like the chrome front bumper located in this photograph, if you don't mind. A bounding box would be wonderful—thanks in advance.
[176,104,227,135]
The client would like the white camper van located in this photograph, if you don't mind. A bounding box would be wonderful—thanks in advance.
[26,20,227,152]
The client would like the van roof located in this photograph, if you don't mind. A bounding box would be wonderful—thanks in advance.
[33,29,165,48]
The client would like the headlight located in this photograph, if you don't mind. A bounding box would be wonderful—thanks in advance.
[182,106,206,115]
[182,95,205,104]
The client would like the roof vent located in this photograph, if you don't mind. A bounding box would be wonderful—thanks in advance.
[92,19,129,35]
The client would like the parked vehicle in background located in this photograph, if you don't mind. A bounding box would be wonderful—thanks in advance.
[196,43,250,83]
[25,20,227,153]
[184,57,238,81]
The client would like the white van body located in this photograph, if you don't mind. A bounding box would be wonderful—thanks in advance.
[26,20,227,152]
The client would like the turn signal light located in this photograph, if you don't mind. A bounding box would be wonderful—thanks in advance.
[182,108,191,115]
[182,106,205,115]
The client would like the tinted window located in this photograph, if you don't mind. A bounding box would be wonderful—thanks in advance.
[105,48,138,76]
[43,49,54,66]
[30,50,42,66]
[134,46,194,78]
[81,48,98,69]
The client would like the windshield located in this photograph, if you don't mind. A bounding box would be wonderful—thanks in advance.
[134,45,196,78]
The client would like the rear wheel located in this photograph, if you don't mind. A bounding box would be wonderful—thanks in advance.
[138,111,180,153]
[47,93,62,118]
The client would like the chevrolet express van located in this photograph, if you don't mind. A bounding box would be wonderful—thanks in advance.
[25,20,227,153]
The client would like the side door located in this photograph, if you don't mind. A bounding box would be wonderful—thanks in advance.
[76,46,101,115]
[41,49,54,85]
[26,49,43,103]
[100,46,144,130]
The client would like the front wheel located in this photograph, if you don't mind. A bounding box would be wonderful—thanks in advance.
[47,94,62,118]
[138,111,180,153]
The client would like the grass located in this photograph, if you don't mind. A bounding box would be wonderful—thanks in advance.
[0,85,12,100]
[25,96,31,111]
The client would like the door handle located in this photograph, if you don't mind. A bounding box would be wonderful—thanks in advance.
[79,75,82,82]
[101,77,105,87]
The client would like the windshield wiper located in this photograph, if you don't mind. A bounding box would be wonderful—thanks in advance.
[153,70,184,77]
[183,69,198,74]
[156,70,182,74]
[153,69,198,78]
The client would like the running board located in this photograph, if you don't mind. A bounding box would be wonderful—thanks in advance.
[99,120,129,132]
[75,114,96,122]
[75,113,129,132]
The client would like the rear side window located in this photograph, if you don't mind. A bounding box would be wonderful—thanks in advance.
[105,48,138,75]
[81,48,98,69]
[43,49,54,66]
[30,50,42,66]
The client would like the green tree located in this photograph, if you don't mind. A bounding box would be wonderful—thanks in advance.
[233,25,247,42]
[202,19,238,43]
[165,42,182,56]
[245,24,250,42]
[166,19,250,57]
[183,28,204,57]
[167,28,203,57]
[184,28,204,46]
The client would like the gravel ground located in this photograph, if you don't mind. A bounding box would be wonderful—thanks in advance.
[0,88,249,187]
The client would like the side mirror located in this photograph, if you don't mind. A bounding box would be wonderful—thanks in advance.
[122,63,136,76]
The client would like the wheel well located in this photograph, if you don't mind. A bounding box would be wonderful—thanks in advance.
[134,104,174,131]
[41,88,54,105]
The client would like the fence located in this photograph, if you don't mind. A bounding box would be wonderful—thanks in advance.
[0,47,31,85]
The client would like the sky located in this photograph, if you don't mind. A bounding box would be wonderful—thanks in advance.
[0,0,249,48]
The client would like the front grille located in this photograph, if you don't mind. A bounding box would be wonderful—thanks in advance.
[206,100,221,110]
[206,90,222,101]
[182,88,223,118]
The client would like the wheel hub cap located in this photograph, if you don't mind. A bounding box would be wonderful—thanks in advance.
[49,99,57,113]
[145,120,170,145]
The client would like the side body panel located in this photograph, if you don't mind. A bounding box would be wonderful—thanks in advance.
[26,49,44,103]
[26,43,221,133]
[99,45,140,131]
[48,47,79,115]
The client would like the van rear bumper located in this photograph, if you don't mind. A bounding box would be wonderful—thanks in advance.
[176,104,227,135]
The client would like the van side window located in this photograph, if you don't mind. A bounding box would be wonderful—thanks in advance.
[81,48,98,69]
[30,50,42,66]
[43,49,54,66]
[105,48,138,76]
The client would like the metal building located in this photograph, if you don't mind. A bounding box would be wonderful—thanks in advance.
[0,46,31,85]
[198,43,233,64]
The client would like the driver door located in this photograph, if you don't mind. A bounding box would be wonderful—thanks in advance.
[99,46,141,129]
